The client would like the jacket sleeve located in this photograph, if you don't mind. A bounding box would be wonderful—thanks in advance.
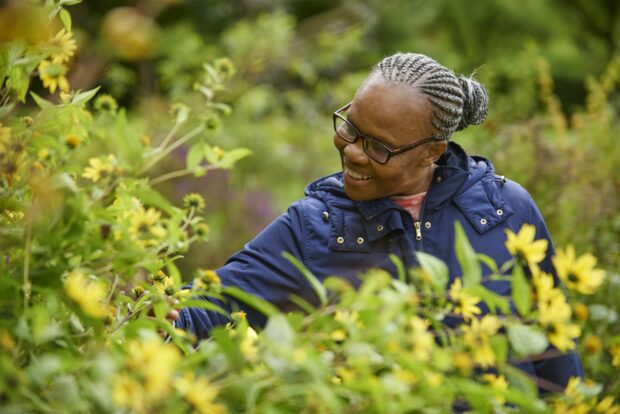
[524,191,584,391]
[175,201,308,339]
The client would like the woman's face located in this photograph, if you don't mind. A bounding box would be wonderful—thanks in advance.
[333,73,445,201]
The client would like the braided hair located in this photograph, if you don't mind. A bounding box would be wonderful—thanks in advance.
[375,52,488,140]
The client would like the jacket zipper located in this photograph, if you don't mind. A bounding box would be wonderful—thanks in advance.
[414,221,422,240]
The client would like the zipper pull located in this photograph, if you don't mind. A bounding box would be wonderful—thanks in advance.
[414,221,422,240]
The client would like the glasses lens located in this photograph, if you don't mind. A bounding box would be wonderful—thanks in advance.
[364,138,389,163]
[334,117,357,143]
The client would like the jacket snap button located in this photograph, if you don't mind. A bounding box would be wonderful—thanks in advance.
[322,211,329,221]
[336,236,345,244]
[357,237,364,244]
[424,221,431,229]
[376,224,384,232]
[496,209,503,216]
[480,218,487,225]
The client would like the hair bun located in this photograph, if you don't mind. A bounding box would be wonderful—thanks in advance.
[457,76,489,131]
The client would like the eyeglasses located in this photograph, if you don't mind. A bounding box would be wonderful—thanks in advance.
[333,102,438,164]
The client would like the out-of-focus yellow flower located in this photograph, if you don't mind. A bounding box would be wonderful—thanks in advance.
[64,133,80,149]
[126,337,180,396]
[596,396,620,413]
[452,351,474,376]
[537,288,571,325]
[174,372,227,414]
[63,270,111,318]
[112,373,146,413]
[553,245,606,295]
[0,329,15,352]
[548,322,581,352]
[409,316,434,362]
[609,345,620,368]
[505,224,548,266]
[129,206,167,247]
[240,326,259,361]
[38,60,69,93]
[461,315,502,368]
[48,29,77,63]
[449,278,481,320]
[201,269,221,286]
[425,371,443,387]
[573,302,589,321]
[330,329,347,342]
[82,155,116,182]
[564,376,584,403]
[482,373,508,404]
[584,335,602,355]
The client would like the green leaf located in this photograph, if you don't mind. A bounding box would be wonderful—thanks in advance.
[507,323,548,356]
[180,299,227,316]
[263,314,295,347]
[222,286,279,318]
[511,264,532,316]
[468,285,510,314]
[454,221,481,287]
[128,186,176,216]
[283,252,327,307]
[217,148,252,169]
[186,142,206,170]
[389,254,406,283]
[477,253,499,274]
[71,86,100,106]
[30,92,54,109]
[0,103,16,120]
[415,251,449,292]
[59,9,72,30]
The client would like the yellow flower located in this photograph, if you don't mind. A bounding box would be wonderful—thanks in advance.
[461,315,502,368]
[505,224,548,266]
[482,373,508,404]
[547,322,581,352]
[584,335,602,355]
[126,337,180,395]
[330,329,347,342]
[409,316,434,362]
[63,270,110,318]
[174,372,227,414]
[537,288,571,325]
[553,245,606,295]
[239,326,259,361]
[596,396,619,413]
[38,60,69,93]
[573,302,589,321]
[112,373,146,413]
[201,269,221,286]
[82,155,116,182]
[609,345,620,368]
[48,29,77,63]
[64,133,80,149]
[564,376,584,403]
[129,206,167,247]
[449,278,481,319]
[452,351,474,376]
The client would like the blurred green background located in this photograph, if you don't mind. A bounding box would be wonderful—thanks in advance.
[55,0,619,275]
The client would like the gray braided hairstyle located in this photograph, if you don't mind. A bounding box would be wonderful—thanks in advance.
[375,52,488,140]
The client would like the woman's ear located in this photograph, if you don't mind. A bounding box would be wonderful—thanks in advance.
[421,140,448,166]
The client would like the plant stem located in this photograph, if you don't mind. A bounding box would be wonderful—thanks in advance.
[141,125,204,173]
[149,164,218,185]
[23,215,33,314]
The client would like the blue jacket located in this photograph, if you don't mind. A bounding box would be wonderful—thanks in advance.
[177,142,583,390]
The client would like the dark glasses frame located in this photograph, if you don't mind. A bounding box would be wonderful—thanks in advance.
[333,102,439,164]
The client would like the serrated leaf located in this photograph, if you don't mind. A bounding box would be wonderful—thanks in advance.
[454,221,481,287]
[186,142,205,170]
[59,9,71,30]
[283,252,326,307]
[222,286,279,318]
[71,86,100,106]
[218,148,252,169]
[415,251,448,292]
[511,264,532,316]
[30,92,54,109]
[128,187,175,216]
[507,323,548,356]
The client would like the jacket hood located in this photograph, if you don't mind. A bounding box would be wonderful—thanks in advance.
[305,142,496,215]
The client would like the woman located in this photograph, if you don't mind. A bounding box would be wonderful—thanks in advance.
[175,52,582,390]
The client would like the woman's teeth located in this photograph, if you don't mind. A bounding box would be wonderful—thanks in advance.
[346,168,374,180]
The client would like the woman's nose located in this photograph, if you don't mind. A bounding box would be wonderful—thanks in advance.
[342,138,369,164]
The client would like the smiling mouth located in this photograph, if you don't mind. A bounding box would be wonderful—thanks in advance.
[344,167,374,181]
